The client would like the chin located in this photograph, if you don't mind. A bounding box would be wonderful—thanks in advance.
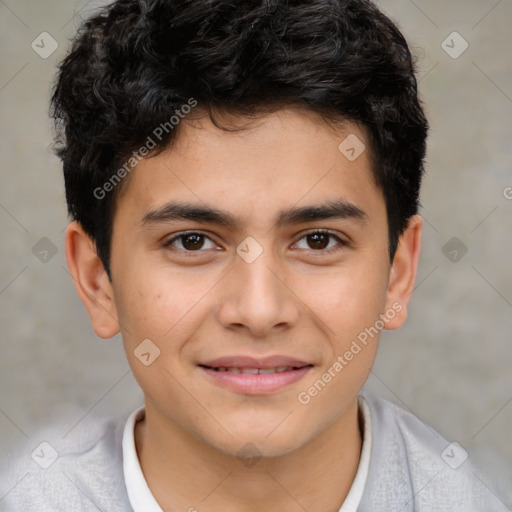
[206,423,310,460]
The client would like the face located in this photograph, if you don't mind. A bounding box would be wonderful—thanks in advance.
[71,108,418,458]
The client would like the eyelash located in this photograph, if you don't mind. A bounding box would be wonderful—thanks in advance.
[163,229,347,256]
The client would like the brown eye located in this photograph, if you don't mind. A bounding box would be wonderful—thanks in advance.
[165,231,217,252]
[306,233,330,250]
[293,230,346,253]
[181,233,205,250]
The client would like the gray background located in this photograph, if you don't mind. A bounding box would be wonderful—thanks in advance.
[1,0,511,507]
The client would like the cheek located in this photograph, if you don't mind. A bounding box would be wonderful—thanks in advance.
[113,263,223,352]
[113,267,179,346]
[303,261,390,339]
[113,272,207,404]
[115,284,169,342]
[294,266,388,420]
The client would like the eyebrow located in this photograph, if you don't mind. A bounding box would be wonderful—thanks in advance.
[140,199,368,230]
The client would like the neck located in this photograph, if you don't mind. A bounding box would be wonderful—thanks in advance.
[135,399,362,512]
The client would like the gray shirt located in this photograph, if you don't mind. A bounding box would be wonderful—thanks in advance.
[1,393,507,511]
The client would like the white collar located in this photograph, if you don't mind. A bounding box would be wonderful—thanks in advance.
[122,396,372,512]
[122,408,163,512]
[338,395,373,512]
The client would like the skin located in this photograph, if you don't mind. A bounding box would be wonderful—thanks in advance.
[66,108,422,512]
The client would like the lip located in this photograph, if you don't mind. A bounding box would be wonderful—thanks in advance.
[199,355,313,394]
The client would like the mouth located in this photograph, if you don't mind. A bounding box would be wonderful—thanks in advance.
[201,365,308,374]
[198,356,313,394]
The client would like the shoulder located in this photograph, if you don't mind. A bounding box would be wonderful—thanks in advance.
[1,412,133,512]
[359,393,506,512]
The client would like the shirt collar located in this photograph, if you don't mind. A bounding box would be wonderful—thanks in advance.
[122,407,163,512]
[338,395,373,512]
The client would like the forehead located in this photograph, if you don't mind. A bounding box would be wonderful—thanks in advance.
[114,108,385,228]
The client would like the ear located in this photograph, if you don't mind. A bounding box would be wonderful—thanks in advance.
[65,221,120,339]
[384,215,422,330]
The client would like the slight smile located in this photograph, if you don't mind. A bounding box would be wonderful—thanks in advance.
[199,356,314,394]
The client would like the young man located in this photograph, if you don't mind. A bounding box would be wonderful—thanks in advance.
[3,0,506,511]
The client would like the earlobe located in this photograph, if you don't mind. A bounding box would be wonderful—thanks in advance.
[65,221,120,339]
[384,215,422,330]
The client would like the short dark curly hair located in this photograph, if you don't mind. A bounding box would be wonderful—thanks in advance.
[51,0,428,279]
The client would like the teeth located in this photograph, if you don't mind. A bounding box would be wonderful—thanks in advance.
[241,368,259,375]
[213,366,296,374]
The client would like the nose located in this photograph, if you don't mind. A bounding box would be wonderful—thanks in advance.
[215,246,300,338]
